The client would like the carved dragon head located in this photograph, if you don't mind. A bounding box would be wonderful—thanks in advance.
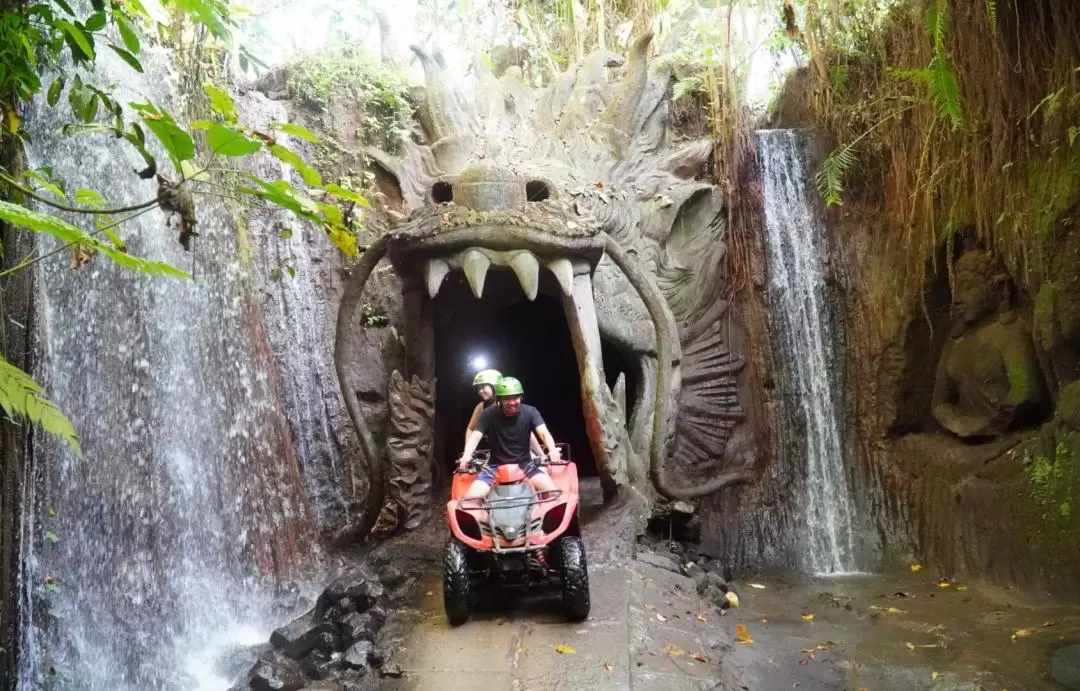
[335,34,758,538]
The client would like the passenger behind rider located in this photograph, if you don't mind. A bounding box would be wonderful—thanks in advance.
[457,376,560,499]
[465,368,544,459]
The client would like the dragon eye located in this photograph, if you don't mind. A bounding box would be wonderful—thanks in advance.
[432,181,454,203]
[526,180,550,202]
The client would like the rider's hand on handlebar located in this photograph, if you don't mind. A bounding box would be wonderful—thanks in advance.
[457,455,470,472]
[548,447,562,464]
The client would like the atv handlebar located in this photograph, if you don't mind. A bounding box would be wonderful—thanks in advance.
[454,443,572,474]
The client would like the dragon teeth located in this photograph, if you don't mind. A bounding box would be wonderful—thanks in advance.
[546,258,574,297]
[509,251,540,301]
[425,259,451,299]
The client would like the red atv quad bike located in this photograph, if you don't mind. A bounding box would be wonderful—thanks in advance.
[442,445,590,626]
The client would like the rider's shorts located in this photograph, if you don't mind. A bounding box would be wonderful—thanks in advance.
[477,460,547,485]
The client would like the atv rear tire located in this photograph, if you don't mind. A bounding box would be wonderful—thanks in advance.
[556,536,590,622]
[443,538,473,626]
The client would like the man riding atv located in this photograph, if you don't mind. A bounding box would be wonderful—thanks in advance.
[457,376,560,499]
[465,368,544,460]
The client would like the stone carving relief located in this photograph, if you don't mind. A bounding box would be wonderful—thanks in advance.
[333,34,761,539]
[931,247,1048,439]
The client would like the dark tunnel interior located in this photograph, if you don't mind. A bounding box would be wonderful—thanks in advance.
[432,268,598,482]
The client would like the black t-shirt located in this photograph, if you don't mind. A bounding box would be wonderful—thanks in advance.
[475,403,545,465]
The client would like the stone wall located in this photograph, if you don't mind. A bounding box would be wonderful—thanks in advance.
[834,197,1080,599]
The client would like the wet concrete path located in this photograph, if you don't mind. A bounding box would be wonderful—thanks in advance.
[369,481,736,690]
[361,481,1080,690]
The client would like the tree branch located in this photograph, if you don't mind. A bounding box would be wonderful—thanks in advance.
[0,175,159,216]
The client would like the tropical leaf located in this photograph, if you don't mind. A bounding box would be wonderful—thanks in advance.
[928,55,963,129]
[107,44,143,73]
[324,183,370,207]
[203,83,237,123]
[207,123,262,156]
[0,355,80,455]
[269,121,320,143]
[0,200,189,278]
[816,142,858,207]
[270,144,321,186]
[140,114,195,169]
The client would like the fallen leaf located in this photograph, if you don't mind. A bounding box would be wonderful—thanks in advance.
[656,613,667,622]
[1011,629,1033,641]
[725,591,741,608]
[692,654,708,663]
[1043,619,1058,628]
[906,641,916,650]
[956,585,968,592]
[495,618,505,626]
[576,629,588,634]
[936,580,952,589]
[603,663,613,672]
[696,614,707,623]
[910,563,923,572]
[748,583,766,589]
[799,659,809,665]
[802,613,815,622]
[554,644,576,654]
[736,623,754,644]
[425,591,433,596]
[645,603,656,610]
[817,644,832,650]
[932,671,939,681]
[664,643,686,657]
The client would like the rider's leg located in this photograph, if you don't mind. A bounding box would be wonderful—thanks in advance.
[464,478,493,499]
[527,468,557,493]
[464,466,495,499]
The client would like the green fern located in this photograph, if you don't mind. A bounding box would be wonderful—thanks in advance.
[928,55,963,129]
[984,0,997,29]
[0,356,81,455]
[816,142,859,207]
[925,0,949,57]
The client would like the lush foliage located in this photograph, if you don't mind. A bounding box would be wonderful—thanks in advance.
[285,43,414,150]
[783,0,1080,309]
[0,0,372,452]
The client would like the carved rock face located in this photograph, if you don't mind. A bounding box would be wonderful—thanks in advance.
[950,250,1003,328]
[335,35,758,535]
[932,249,1049,439]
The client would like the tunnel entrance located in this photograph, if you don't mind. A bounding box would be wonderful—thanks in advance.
[432,268,598,484]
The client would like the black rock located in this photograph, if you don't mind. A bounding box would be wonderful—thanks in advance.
[248,658,306,691]
[301,649,340,680]
[342,640,377,670]
[316,573,384,617]
[379,662,405,678]
[320,596,359,623]
[270,611,339,660]
[376,564,406,589]
[340,609,384,648]
[1051,643,1080,690]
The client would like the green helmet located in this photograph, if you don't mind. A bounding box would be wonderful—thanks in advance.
[495,376,524,397]
[472,369,502,388]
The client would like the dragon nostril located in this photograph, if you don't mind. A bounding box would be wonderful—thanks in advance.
[526,180,550,202]
[432,181,454,203]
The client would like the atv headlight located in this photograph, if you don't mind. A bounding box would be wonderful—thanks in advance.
[455,509,482,540]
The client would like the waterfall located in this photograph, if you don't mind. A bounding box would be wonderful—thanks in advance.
[758,129,859,575]
[15,37,322,690]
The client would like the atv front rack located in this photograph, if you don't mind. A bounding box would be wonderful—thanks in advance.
[456,489,563,512]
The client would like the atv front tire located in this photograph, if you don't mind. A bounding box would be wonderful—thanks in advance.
[443,538,473,626]
[556,536,590,622]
